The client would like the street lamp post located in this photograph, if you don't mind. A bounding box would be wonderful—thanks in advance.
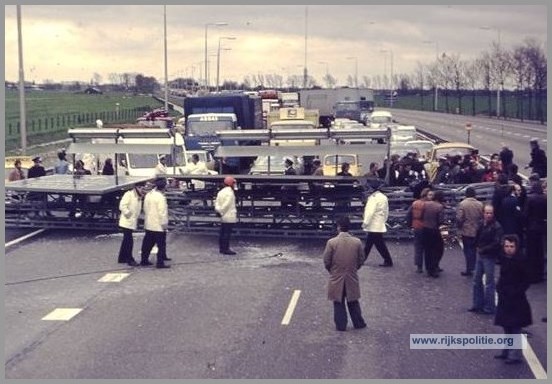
[381,49,394,107]
[423,40,439,112]
[204,22,227,91]
[480,26,502,118]
[346,56,358,88]
[216,37,236,92]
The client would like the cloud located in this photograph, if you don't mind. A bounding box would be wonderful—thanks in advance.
[4,5,547,85]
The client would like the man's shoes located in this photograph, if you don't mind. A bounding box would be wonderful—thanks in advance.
[427,271,439,278]
[162,257,172,261]
[118,260,126,264]
[156,264,170,269]
[336,327,347,332]
[354,323,367,329]
[461,271,473,276]
[437,267,444,272]
[140,261,153,266]
[468,307,482,313]
[221,250,237,255]
[416,268,424,273]
[379,263,393,267]
[127,260,138,266]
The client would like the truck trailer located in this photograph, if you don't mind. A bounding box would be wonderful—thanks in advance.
[298,88,375,127]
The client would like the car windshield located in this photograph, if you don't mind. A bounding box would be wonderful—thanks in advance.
[324,155,355,166]
[434,147,472,159]
[335,102,359,111]
[371,116,392,124]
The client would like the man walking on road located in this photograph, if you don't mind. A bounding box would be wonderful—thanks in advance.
[526,138,547,178]
[323,216,367,332]
[456,187,483,277]
[140,178,171,268]
[117,182,145,266]
[362,181,393,267]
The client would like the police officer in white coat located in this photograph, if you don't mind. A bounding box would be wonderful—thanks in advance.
[215,176,238,255]
[362,181,393,266]
[140,178,171,268]
[117,181,145,266]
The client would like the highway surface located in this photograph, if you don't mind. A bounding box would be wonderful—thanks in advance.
[4,109,548,379]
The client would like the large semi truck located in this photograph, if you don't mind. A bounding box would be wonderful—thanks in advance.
[183,93,263,130]
[298,88,375,127]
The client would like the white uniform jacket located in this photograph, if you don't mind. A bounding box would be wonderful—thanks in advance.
[143,188,168,232]
[362,190,389,233]
[118,188,142,230]
[214,186,237,223]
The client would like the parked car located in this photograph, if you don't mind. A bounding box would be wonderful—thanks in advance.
[390,125,417,142]
[249,155,304,175]
[404,140,434,161]
[424,142,479,182]
[323,154,362,176]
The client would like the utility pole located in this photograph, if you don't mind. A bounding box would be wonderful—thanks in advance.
[17,5,27,154]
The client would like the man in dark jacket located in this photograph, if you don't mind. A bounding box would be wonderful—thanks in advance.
[526,138,547,178]
[499,145,514,170]
[28,156,46,178]
[523,182,547,283]
[323,216,367,331]
[469,205,503,315]
[494,234,532,364]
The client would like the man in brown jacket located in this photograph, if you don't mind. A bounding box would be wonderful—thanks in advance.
[323,216,367,331]
[456,187,483,276]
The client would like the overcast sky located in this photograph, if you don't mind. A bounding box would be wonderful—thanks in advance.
[3,4,548,87]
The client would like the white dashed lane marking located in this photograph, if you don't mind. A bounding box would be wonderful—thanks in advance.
[281,290,301,325]
[42,308,83,321]
[98,273,130,282]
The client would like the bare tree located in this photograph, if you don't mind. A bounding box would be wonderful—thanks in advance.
[510,44,530,120]
[464,60,482,116]
[323,73,337,88]
[413,62,427,110]
[92,73,102,86]
[523,38,547,123]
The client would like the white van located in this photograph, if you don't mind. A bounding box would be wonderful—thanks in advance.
[367,110,394,127]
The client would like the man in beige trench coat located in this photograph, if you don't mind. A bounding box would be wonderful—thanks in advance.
[323,216,367,331]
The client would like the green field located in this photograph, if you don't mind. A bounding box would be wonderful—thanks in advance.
[4,90,170,151]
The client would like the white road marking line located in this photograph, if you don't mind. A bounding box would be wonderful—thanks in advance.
[281,289,301,325]
[523,340,548,380]
[5,229,46,249]
[42,308,83,321]
[98,273,130,282]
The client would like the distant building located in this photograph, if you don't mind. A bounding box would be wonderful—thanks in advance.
[84,87,103,94]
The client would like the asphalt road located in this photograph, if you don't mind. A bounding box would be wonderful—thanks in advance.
[4,230,547,379]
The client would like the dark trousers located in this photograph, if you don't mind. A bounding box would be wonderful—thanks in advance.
[333,287,366,331]
[219,222,235,252]
[141,230,167,265]
[117,227,135,263]
[422,228,443,275]
[413,228,424,269]
[526,229,545,283]
[364,232,393,265]
[499,326,523,360]
[462,235,477,273]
